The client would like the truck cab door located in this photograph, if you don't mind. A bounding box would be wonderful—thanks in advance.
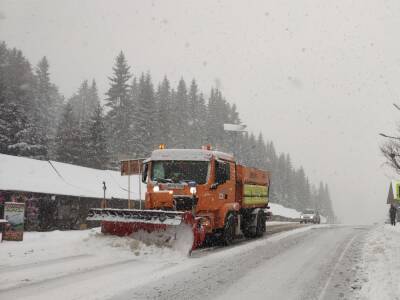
[213,160,235,202]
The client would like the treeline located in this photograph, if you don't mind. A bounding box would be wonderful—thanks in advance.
[0,42,334,219]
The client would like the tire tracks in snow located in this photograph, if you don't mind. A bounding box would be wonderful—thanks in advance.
[0,254,91,274]
[0,257,140,293]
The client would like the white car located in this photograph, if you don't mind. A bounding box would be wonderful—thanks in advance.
[300,209,320,224]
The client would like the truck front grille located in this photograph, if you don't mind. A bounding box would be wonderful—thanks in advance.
[174,196,198,211]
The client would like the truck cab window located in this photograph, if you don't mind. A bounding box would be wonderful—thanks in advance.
[215,160,230,184]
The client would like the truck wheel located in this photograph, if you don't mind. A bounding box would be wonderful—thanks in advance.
[243,210,264,238]
[255,210,265,237]
[222,213,235,246]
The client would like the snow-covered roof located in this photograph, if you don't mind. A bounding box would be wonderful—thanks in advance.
[0,154,146,200]
[147,149,234,162]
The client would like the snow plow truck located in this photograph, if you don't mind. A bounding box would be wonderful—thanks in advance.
[87,146,270,252]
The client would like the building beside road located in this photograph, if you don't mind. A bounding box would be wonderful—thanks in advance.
[0,154,145,231]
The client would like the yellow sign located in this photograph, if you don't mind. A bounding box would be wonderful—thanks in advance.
[396,182,400,201]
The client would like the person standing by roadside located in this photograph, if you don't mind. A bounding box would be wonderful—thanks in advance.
[389,204,397,226]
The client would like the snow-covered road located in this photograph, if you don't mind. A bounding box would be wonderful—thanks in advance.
[114,225,368,300]
[0,224,369,300]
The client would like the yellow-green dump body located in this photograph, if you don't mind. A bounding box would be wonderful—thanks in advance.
[243,184,269,207]
[236,164,270,209]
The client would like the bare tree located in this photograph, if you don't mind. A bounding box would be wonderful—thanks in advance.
[381,105,400,173]
[381,140,400,173]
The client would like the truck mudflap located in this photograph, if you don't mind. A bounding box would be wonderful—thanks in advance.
[87,208,206,252]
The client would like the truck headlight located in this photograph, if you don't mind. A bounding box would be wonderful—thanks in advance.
[300,215,303,219]
[190,187,197,195]
[153,185,160,192]
[310,215,314,219]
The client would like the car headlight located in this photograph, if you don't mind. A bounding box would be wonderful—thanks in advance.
[190,187,197,195]
[153,185,160,192]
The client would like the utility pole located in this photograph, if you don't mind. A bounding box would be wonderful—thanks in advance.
[102,181,107,208]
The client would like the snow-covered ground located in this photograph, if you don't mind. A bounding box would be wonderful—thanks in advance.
[356,224,400,299]
[0,224,312,300]
[0,227,193,299]
[1,224,366,300]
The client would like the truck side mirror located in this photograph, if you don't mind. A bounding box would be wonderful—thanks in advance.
[210,183,218,189]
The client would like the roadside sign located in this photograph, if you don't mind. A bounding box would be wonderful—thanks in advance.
[3,202,25,241]
[121,159,144,176]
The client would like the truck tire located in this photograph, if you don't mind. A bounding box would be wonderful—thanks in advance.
[244,210,265,238]
[222,213,235,246]
[255,210,265,237]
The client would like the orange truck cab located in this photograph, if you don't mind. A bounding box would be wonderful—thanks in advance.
[142,147,270,245]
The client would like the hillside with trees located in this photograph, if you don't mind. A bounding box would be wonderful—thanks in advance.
[0,42,334,219]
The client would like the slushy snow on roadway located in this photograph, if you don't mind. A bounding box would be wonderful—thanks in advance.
[3,222,399,300]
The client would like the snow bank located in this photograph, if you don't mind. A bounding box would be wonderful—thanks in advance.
[0,229,194,299]
[0,154,146,200]
[268,202,328,223]
[1,227,190,268]
[357,225,400,299]
[0,227,192,292]
[268,202,302,219]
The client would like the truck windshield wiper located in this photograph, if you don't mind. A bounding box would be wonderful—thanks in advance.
[153,177,173,183]
[180,179,196,184]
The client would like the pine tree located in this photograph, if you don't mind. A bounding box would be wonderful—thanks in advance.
[35,57,52,127]
[35,57,62,140]
[171,78,189,148]
[105,51,132,160]
[133,73,156,157]
[197,93,208,146]
[187,80,208,148]
[69,79,100,128]
[85,105,110,169]
[0,41,8,105]
[105,51,131,110]
[265,141,277,170]
[206,88,219,147]
[34,56,63,158]
[55,102,83,164]
[321,183,334,220]
[0,44,48,159]
[155,76,172,146]
[89,80,100,112]
[187,79,198,147]
[0,102,26,154]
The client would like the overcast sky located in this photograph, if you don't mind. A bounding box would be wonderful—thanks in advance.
[1,0,399,223]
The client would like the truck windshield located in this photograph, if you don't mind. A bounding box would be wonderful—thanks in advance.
[303,210,315,214]
[151,161,210,184]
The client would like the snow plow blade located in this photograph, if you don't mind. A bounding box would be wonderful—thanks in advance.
[87,208,206,252]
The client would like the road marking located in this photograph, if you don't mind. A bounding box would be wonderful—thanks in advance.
[318,233,358,300]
